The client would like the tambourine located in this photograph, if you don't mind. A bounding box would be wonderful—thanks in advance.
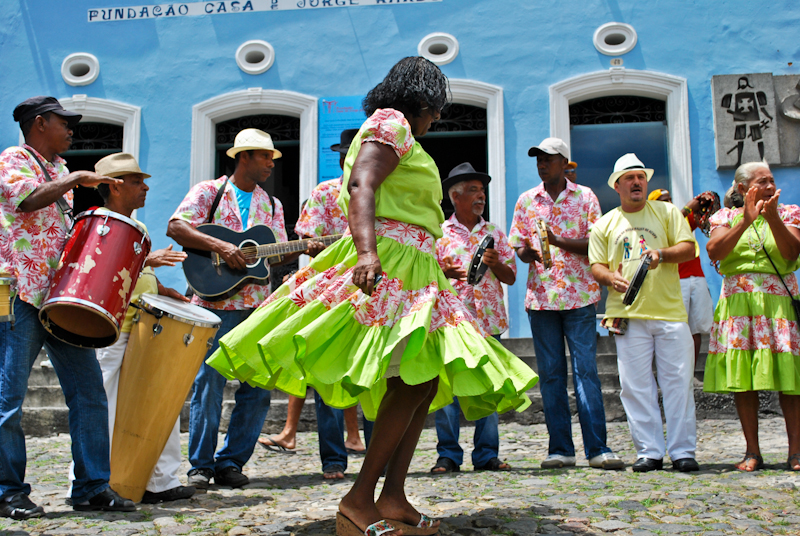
[695,191,721,237]
[535,219,552,269]
[467,235,494,285]
[622,253,652,306]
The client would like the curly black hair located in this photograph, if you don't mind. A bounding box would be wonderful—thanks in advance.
[363,57,449,117]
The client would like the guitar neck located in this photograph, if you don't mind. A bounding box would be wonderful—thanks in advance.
[255,234,342,259]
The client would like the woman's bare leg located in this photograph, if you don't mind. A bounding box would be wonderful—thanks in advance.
[344,406,366,452]
[779,393,800,469]
[338,377,437,533]
[734,391,761,471]
[259,394,304,450]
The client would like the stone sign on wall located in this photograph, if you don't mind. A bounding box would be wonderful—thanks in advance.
[712,73,800,169]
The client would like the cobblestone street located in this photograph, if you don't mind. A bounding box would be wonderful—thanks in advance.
[1,418,798,536]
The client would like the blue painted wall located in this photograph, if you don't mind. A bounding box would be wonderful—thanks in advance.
[1,0,798,338]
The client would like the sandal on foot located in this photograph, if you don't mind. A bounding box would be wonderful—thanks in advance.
[336,512,397,536]
[735,452,764,472]
[474,457,510,471]
[386,513,439,535]
[323,464,346,480]
[430,457,459,474]
[788,453,800,471]
[258,437,296,455]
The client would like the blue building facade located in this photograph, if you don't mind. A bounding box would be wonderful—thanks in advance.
[2,0,799,338]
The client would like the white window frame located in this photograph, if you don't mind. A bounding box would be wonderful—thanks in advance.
[549,68,693,209]
[448,79,506,233]
[190,88,318,205]
[20,95,141,160]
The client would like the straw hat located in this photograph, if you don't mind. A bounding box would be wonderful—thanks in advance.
[94,152,151,178]
[226,128,283,159]
[607,153,654,188]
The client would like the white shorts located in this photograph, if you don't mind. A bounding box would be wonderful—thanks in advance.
[680,276,714,335]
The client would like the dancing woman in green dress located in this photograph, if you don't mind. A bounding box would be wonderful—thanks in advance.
[207,57,538,536]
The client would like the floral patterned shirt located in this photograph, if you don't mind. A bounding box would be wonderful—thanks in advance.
[508,180,602,311]
[295,178,348,237]
[0,145,73,308]
[170,176,287,311]
[436,214,516,335]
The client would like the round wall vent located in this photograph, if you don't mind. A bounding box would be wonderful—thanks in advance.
[235,40,275,75]
[61,53,100,87]
[593,23,638,56]
[418,33,459,66]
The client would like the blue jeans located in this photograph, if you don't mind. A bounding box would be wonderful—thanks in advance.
[0,299,110,503]
[188,308,272,473]
[527,304,611,459]
[314,391,374,473]
[434,334,500,469]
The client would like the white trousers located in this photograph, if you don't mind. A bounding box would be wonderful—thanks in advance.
[69,333,182,493]
[680,276,714,335]
[615,319,697,461]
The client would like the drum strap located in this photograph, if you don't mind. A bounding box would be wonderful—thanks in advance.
[24,149,72,220]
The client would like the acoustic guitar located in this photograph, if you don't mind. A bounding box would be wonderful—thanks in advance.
[183,224,342,301]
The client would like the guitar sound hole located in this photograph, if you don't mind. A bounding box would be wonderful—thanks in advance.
[239,239,262,269]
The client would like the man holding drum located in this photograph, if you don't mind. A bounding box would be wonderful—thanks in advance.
[167,129,291,491]
[0,96,135,519]
[588,153,699,473]
[431,162,516,474]
[67,152,195,503]
[509,137,623,470]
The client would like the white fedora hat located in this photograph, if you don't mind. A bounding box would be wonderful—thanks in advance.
[226,128,283,159]
[607,153,654,188]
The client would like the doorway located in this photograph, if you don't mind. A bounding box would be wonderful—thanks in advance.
[418,103,489,221]
[214,114,301,288]
[60,122,124,215]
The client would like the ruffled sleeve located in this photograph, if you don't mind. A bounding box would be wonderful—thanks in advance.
[709,207,737,234]
[360,109,415,158]
[779,204,800,229]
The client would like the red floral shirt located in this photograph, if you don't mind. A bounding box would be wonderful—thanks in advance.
[508,180,602,311]
[295,178,348,237]
[170,176,287,310]
[0,145,73,308]
[435,215,516,335]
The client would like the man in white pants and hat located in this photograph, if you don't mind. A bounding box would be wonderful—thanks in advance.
[68,152,193,502]
[588,153,700,473]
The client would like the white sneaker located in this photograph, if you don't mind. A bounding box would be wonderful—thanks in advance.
[541,454,576,469]
[589,452,625,469]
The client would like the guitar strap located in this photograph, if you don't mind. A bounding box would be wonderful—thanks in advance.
[206,178,229,224]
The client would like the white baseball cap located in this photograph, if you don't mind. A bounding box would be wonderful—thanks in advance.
[226,128,283,159]
[528,137,570,159]
[607,153,654,188]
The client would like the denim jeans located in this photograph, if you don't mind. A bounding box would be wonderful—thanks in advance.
[188,308,271,473]
[527,304,611,459]
[0,298,110,503]
[314,391,374,473]
[435,397,499,468]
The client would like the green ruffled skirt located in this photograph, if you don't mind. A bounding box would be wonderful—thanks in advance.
[206,220,538,420]
[704,272,800,395]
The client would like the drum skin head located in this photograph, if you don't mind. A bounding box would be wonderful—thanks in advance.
[138,294,222,327]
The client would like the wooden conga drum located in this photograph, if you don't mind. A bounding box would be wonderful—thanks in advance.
[0,277,17,325]
[110,294,221,502]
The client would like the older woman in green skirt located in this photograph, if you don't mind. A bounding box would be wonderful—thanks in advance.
[706,162,800,472]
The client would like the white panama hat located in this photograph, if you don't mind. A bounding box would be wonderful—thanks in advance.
[226,128,283,159]
[607,153,654,188]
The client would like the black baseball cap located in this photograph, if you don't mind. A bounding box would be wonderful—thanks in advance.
[13,96,82,127]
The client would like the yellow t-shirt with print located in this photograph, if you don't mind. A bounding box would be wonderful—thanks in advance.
[588,200,696,322]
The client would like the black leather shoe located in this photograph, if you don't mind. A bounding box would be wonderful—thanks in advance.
[673,458,700,472]
[0,493,44,520]
[73,488,136,512]
[140,486,196,504]
[632,457,663,472]
[214,466,249,488]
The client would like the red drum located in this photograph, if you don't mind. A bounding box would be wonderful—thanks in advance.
[39,209,151,348]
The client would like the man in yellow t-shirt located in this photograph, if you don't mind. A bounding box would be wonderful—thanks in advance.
[67,153,192,503]
[588,154,699,474]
